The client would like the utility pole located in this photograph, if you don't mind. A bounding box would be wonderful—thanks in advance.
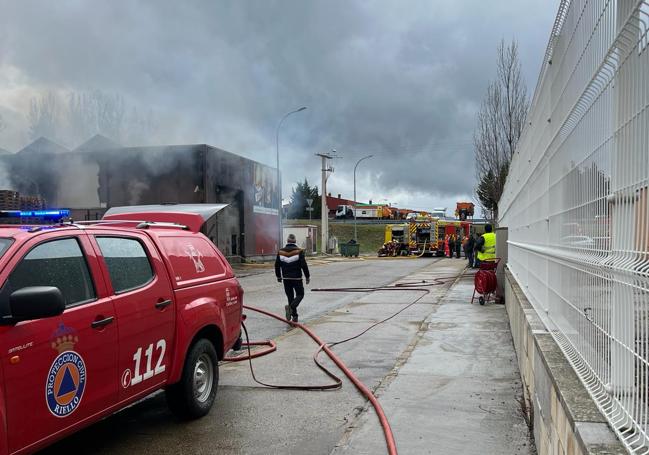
[316,150,337,253]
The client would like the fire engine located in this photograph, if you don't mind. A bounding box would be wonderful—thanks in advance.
[381,216,438,256]
[381,218,472,257]
[435,220,471,255]
[407,219,436,255]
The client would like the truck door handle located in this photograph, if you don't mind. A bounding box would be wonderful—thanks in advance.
[91,316,114,329]
[155,299,172,310]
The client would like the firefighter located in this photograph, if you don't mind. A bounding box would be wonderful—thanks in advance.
[464,233,475,267]
[275,233,310,323]
[447,234,455,258]
[475,224,496,267]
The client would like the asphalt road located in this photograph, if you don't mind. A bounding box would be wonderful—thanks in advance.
[40,257,449,454]
[236,257,442,341]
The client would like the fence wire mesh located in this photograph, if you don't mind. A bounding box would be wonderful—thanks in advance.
[499,0,649,452]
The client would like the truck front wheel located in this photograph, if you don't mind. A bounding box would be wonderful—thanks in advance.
[166,338,219,419]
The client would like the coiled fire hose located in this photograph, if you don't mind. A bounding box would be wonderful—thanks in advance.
[223,271,460,455]
[474,269,497,295]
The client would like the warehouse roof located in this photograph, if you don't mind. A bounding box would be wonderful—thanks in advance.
[17,137,70,155]
[73,134,122,153]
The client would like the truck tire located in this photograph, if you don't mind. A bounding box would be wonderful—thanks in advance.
[166,338,219,420]
[232,333,243,351]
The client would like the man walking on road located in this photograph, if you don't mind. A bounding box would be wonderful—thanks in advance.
[275,233,310,323]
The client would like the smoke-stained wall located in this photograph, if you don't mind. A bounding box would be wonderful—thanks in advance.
[95,146,204,207]
[203,145,279,256]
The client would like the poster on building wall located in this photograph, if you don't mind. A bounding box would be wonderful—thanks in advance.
[253,163,279,215]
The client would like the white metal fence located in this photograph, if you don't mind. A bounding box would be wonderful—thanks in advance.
[499,0,649,451]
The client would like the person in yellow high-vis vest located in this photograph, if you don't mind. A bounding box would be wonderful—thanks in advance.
[475,224,496,267]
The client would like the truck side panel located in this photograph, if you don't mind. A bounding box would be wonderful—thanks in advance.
[147,230,242,383]
[167,285,227,384]
[0,361,6,455]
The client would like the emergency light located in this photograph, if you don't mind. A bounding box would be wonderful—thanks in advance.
[0,209,70,219]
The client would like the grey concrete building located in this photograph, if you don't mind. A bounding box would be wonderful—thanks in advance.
[1,138,280,260]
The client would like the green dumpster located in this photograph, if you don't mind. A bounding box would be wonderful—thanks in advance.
[340,242,360,257]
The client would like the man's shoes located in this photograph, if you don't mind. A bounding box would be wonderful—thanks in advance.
[284,305,291,321]
[291,316,298,323]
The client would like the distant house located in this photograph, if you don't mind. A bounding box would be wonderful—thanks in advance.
[325,193,356,217]
[17,137,70,155]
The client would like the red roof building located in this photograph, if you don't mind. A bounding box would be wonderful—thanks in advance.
[326,193,356,217]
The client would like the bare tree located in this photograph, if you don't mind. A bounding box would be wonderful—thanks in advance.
[68,90,125,142]
[68,91,98,141]
[125,106,158,145]
[95,91,125,141]
[474,39,529,220]
[28,91,61,140]
[29,89,155,146]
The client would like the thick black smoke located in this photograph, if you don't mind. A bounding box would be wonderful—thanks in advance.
[0,0,558,210]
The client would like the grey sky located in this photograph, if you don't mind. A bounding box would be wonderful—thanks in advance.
[0,1,558,213]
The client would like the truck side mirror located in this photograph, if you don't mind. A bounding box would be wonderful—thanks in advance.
[9,286,65,323]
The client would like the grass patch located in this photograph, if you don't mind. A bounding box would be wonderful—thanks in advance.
[284,219,385,255]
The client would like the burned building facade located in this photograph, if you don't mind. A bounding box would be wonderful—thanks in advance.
[2,140,280,259]
[96,144,280,258]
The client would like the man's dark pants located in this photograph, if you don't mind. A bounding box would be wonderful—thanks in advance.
[466,249,474,267]
[283,279,304,318]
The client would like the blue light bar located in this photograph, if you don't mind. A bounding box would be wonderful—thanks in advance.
[0,209,70,220]
[19,210,70,217]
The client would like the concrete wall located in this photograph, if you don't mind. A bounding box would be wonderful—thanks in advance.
[97,146,204,207]
[203,204,241,258]
[282,225,317,254]
[495,226,508,298]
[203,145,278,258]
[504,269,626,455]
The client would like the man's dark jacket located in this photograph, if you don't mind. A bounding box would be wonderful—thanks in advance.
[275,243,310,280]
[464,236,475,252]
[475,235,485,253]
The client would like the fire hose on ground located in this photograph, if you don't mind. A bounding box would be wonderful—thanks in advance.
[378,240,433,258]
[223,269,462,455]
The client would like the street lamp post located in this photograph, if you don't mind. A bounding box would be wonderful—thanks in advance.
[353,155,373,241]
[276,106,307,250]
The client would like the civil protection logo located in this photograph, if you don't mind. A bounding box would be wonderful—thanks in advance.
[185,243,205,273]
[46,326,86,418]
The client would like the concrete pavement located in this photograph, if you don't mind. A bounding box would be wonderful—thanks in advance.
[332,268,533,455]
[40,258,533,454]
